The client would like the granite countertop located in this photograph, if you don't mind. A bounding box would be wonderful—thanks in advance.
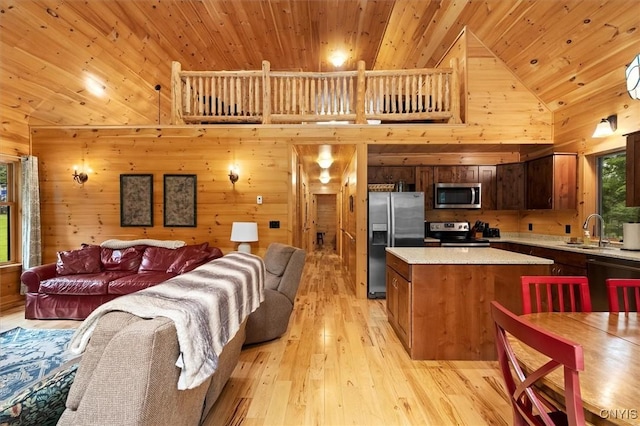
[489,235,640,262]
[423,234,640,262]
[386,247,554,265]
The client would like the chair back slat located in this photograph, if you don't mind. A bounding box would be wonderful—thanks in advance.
[491,301,586,426]
[606,278,640,313]
[521,276,592,314]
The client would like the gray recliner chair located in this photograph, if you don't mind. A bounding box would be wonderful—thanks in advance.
[244,243,306,345]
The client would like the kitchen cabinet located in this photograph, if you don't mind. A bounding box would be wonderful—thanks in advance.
[494,242,587,276]
[415,166,434,210]
[385,248,551,360]
[526,153,577,210]
[368,166,415,187]
[386,254,411,350]
[434,165,479,183]
[496,162,525,210]
[626,130,640,206]
[479,165,496,210]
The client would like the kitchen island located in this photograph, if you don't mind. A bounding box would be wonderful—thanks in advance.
[385,247,552,361]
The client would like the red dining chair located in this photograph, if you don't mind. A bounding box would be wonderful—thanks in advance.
[520,276,592,314]
[606,278,640,313]
[490,301,586,426]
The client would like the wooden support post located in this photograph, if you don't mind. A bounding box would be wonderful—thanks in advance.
[171,61,184,124]
[355,60,366,124]
[262,60,271,124]
[449,58,462,124]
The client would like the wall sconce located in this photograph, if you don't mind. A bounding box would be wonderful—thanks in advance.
[228,165,239,184]
[72,166,89,184]
[230,221,258,253]
[592,114,617,138]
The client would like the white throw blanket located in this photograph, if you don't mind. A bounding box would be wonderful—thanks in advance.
[68,252,265,390]
[100,239,186,249]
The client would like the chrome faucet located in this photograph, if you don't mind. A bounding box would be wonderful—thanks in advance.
[582,213,607,247]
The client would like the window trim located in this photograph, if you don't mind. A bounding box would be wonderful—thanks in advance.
[594,149,639,241]
[0,161,18,265]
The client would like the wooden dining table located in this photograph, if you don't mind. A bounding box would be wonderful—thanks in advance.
[513,312,640,426]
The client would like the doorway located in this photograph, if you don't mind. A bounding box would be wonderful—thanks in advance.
[315,194,337,251]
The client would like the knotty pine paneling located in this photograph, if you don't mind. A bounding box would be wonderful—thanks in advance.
[554,90,640,155]
[519,210,581,239]
[438,28,467,123]
[31,126,292,260]
[465,31,552,142]
[316,194,337,249]
[0,265,24,311]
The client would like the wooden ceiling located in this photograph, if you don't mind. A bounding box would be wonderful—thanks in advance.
[1,0,639,179]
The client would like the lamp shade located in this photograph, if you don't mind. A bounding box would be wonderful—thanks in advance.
[230,222,258,253]
[592,115,617,138]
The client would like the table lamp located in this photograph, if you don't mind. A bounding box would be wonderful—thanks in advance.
[230,222,258,253]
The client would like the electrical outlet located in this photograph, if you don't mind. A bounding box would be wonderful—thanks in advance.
[565,224,571,234]
[269,220,280,229]
[257,195,263,205]
[528,223,533,231]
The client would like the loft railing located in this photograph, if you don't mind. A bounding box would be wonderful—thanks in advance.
[171,60,461,125]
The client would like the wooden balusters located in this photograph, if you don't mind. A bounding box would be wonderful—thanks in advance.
[170,60,461,124]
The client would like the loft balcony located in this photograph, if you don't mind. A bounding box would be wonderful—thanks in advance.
[170,60,461,125]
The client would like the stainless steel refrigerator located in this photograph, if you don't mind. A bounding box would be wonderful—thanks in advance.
[367,192,425,298]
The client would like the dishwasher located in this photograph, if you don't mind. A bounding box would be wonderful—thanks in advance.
[586,256,640,311]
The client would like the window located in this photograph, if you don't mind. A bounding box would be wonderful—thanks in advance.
[0,162,16,263]
[597,151,640,241]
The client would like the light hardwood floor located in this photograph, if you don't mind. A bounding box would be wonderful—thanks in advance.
[1,248,512,425]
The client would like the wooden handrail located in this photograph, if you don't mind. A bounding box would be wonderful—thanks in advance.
[171,60,462,125]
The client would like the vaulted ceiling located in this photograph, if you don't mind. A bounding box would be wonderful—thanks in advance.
[1,0,638,157]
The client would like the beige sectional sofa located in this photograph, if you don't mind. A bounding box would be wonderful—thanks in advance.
[58,311,246,425]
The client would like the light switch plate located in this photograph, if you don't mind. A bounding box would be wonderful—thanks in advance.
[257,195,263,205]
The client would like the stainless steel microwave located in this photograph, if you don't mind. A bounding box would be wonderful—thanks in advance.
[434,182,482,209]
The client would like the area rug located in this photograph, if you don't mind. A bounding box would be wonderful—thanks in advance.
[0,327,80,426]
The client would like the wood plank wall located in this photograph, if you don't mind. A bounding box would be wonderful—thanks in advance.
[30,126,292,262]
[0,265,24,311]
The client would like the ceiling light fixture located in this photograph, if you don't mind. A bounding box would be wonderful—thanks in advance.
[626,53,640,100]
[85,74,106,97]
[317,144,333,169]
[319,169,330,184]
[329,51,347,67]
[592,114,617,138]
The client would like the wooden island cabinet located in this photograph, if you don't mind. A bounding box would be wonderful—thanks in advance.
[385,247,552,360]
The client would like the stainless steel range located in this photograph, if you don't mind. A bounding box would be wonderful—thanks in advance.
[426,221,490,247]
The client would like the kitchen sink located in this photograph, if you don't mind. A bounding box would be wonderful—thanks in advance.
[561,243,616,251]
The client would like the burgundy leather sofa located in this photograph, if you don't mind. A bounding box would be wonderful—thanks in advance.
[21,242,223,320]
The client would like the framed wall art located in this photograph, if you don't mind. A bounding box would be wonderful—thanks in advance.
[120,174,154,227]
[163,174,197,227]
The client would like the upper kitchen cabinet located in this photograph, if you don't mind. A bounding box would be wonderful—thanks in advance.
[368,166,415,189]
[626,131,640,207]
[496,163,525,210]
[415,166,434,210]
[526,153,577,210]
[479,166,496,210]
[434,166,479,183]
